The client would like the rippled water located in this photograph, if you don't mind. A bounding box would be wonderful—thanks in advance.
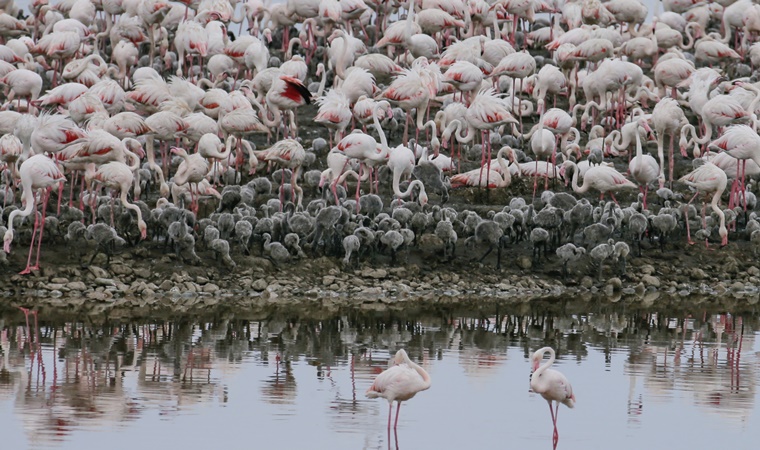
[1,298,759,450]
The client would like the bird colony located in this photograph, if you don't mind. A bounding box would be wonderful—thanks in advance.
[1,0,759,284]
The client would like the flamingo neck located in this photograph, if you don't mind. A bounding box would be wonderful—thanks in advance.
[373,103,389,151]
[394,178,424,200]
[532,347,556,379]
[570,162,586,194]
[6,186,35,236]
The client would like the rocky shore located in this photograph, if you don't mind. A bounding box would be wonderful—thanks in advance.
[4,237,760,310]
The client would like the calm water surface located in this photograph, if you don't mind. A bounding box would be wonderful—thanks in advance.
[1,298,759,450]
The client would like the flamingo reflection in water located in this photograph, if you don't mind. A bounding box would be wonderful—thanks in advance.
[530,347,575,449]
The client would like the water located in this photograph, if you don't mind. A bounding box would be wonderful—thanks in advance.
[1,298,759,449]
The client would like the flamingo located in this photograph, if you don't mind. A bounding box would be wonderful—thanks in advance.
[85,161,148,240]
[650,98,687,186]
[528,99,556,197]
[708,124,760,213]
[170,146,211,214]
[678,161,728,247]
[3,154,66,274]
[387,143,429,206]
[260,75,312,138]
[561,159,637,204]
[530,347,575,445]
[336,101,393,201]
[366,349,431,432]
[450,147,515,188]
[254,139,307,209]
[629,121,661,210]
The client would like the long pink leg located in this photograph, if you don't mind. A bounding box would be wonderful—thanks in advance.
[685,191,699,245]
[21,192,40,275]
[31,187,52,271]
[394,402,402,430]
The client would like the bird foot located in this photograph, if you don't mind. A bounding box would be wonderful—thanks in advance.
[19,265,39,275]
[687,240,696,246]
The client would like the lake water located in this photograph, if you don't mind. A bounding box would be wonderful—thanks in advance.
[1,297,759,450]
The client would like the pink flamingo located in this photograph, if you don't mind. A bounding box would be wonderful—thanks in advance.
[366,349,431,432]
[708,125,760,212]
[561,159,637,204]
[3,154,66,274]
[678,161,728,247]
[530,347,575,445]
[629,121,662,210]
[85,161,148,239]
[170,147,211,214]
[254,139,307,209]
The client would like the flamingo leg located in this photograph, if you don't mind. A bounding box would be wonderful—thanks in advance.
[685,191,699,245]
[394,401,401,430]
[29,187,51,273]
[387,402,393,432]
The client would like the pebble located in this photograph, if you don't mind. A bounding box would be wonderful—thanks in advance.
[516,256,532,270]
[252,279,268,291]
[88,266,109,278]
[641,274,661,288]
[606,277,622,290]
[67,281,87,291]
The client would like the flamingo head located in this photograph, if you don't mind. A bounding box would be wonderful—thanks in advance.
[170,146,186,156]
[3,228,12,254]
[138,220,148,240]
[263,28,273,43]
[419,190,428,207]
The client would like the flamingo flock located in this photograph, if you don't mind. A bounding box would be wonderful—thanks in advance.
[1,0,759,278]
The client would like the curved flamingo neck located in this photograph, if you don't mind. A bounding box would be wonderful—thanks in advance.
[373,102,389,152]
[534,347,556,377]
[569,161,587,194]
[6,184,35,236]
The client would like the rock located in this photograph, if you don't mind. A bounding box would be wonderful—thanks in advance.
[158,280,173,290]
[66,281,87,291]
[731,281,745,291]
[748,266,760,277]
[252,279,268,291]
[203,283,219,293]
[362,268,388,279]
[50,277,68,284]
[94,278,116,287]
[110,264,133,276]
[580,277,594,288]
[689,268,708,280]
[641,274,661,288]
[88,266,109,278]
[516,256,532,270]
[323,275,336,286]
[606,277,622,290]
[87,291,112,301]
[639,265,655,275]
[133,268,151,279]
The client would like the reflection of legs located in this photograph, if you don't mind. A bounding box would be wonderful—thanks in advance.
[387,402,393,432]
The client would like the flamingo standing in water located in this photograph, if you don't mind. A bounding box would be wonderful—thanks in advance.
[3,154,66,274]
[366,349,431,432]
[530,347,575,446]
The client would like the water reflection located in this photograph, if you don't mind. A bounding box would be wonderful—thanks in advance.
[0,299,759,449]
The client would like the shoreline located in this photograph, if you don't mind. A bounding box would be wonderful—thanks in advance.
[3,238,760,306]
